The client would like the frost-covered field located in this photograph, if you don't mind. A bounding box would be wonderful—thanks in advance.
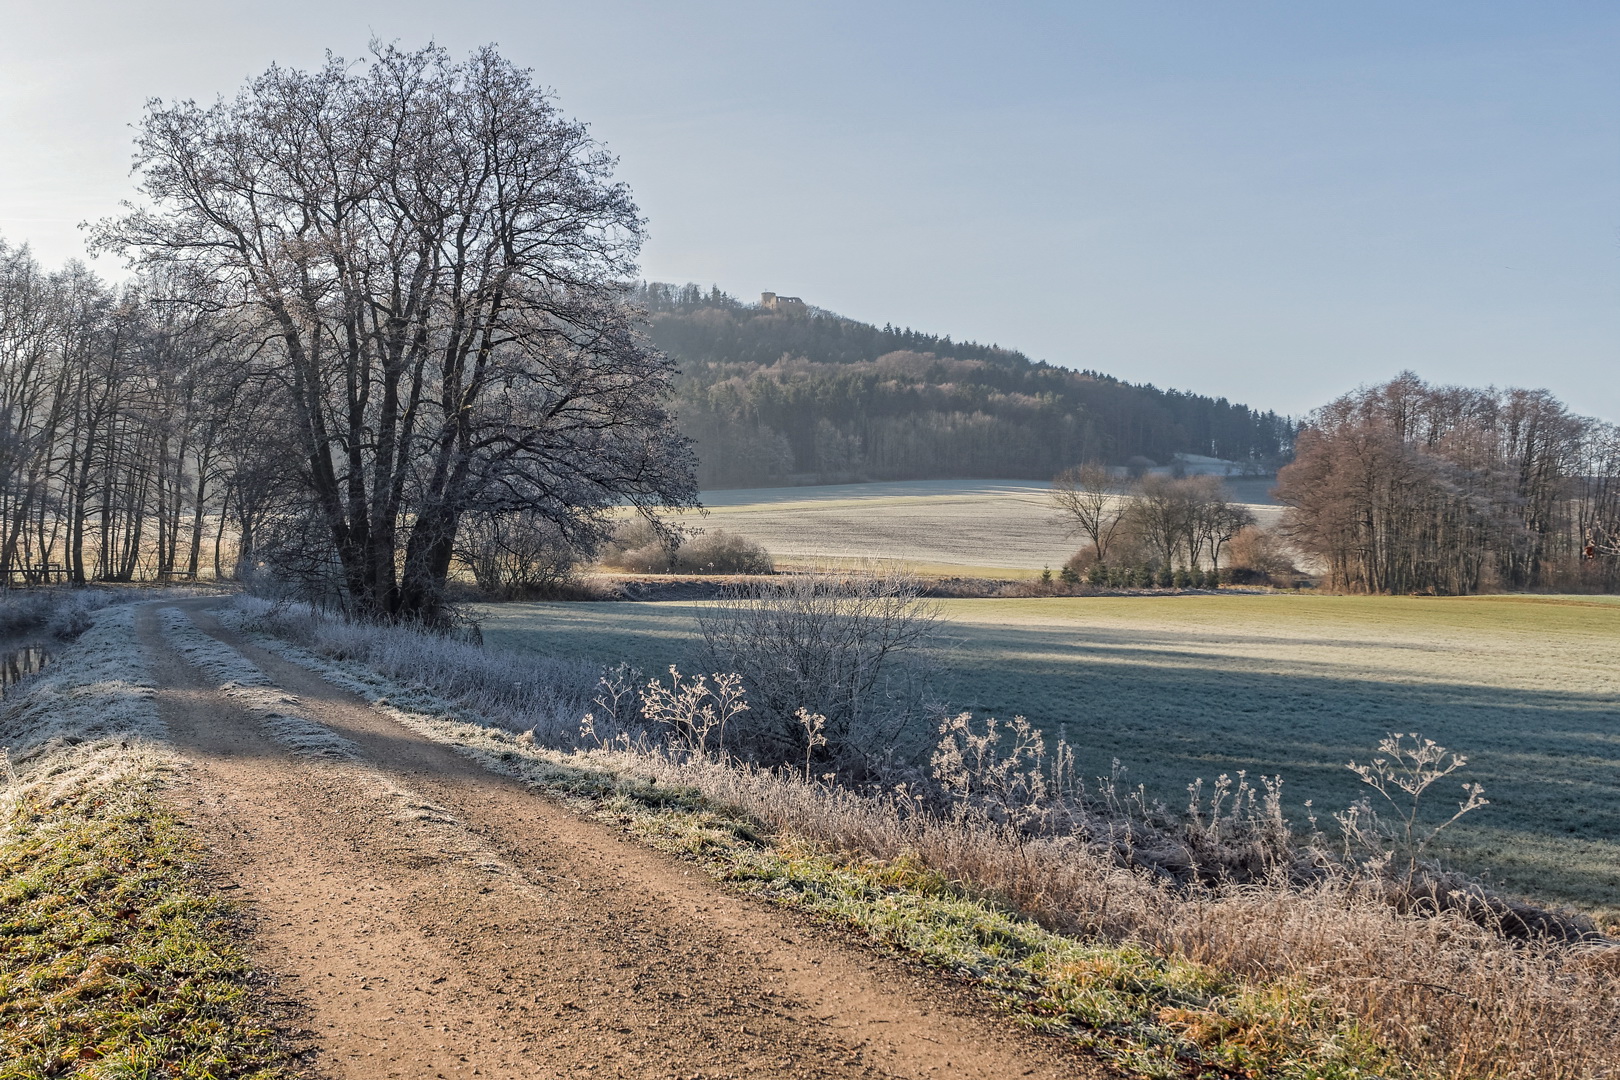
[672,478,1283,574]
[477,592,1620,913]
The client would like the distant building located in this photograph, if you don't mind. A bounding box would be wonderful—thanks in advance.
[760,291,806,312]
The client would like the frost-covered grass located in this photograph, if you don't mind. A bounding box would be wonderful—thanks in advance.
[224,602,597,742]
[0,602,298,1079]
[475,592,1620,914]
[0,606,169,808]
[158,608,356,760]
[934,593,1620,914]
[230,596,1620,1080]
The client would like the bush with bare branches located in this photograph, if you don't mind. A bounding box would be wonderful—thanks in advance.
[599,519,773,575]
[455,512,581,599]
[694,571,940,771]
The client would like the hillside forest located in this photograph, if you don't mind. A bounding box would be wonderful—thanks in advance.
[641,283,1296,488]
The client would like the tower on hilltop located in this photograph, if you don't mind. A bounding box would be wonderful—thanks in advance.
[760,291,806,312]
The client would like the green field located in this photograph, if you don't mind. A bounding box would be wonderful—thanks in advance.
[657,478,1283,574]
[476,593,1620,915]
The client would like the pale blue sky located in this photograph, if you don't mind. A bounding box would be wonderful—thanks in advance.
[1,2,1615,420]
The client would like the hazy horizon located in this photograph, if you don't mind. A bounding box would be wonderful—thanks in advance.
[3,2,1614,421]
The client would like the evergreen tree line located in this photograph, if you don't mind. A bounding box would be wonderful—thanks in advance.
[637,284,1296,488]
[1275,373,1620,593]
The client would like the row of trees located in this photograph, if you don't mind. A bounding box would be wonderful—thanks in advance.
[1275,374,1620,594]
[1051,466,1258,576]
[0,245,278,585]
[0,44,697,622]
[640,284,1297,488]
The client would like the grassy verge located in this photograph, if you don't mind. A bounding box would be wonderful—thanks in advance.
[0,602,301,1080]
[231,602,1610,1079]
[596,776,1401,1080]
[0,785,294,1080]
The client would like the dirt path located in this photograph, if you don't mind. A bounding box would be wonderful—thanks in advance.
[138,601,1109,1080]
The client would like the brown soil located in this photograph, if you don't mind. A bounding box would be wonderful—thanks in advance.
[139,600,1113,1080]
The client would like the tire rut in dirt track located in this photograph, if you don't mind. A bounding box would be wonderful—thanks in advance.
[140,600,1111,1080]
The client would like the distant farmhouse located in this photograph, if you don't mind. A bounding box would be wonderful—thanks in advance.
[760,291,806,312]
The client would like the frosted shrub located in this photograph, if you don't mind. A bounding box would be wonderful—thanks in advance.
[672,530,773,575]
[931,713,1056,832]
[597,517,674,572]
[1178,771,1295,882]
[697,570,939,772]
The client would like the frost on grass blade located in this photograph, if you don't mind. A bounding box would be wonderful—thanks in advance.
[0,604,169,806]
[158,607,357,760]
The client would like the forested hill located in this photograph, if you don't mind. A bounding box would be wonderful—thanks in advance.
[637,283,1295,490]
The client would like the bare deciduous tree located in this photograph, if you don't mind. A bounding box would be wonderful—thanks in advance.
[1051,462,1129,563]
[1277,373,1616,593]
[93,42,697,623]
[1188,478,1255,574]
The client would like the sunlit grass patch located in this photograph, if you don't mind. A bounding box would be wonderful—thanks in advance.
[0,785,296,1080]
[587,774,1404,1080]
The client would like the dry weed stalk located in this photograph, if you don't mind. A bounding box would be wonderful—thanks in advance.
[795,708,828,781]
[697,570,939,768]
[1345,732,1491,876]
[638,667,749,758]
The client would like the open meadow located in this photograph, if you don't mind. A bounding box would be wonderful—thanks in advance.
[477,592,1620,916]
[674,478,1283,574]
